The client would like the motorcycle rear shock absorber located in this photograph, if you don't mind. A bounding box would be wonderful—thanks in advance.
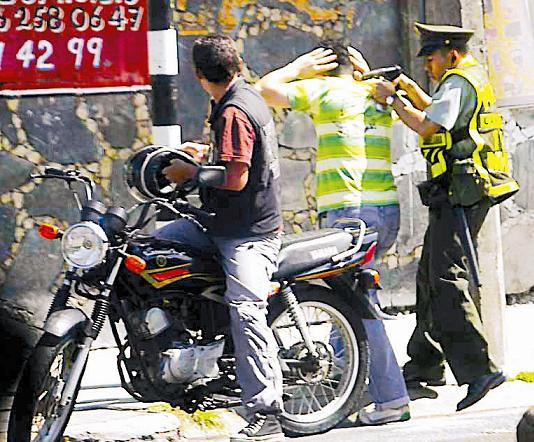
[281,284,318,357]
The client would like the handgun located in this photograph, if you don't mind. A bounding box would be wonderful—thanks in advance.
[361,65,403,82]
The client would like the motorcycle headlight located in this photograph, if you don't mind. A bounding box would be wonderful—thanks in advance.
[61,222,108,269]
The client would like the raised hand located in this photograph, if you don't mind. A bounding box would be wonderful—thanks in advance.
[290,48,339,79]
[347,46,370,80]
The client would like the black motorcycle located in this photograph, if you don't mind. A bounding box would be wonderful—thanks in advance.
[8,147,389,441]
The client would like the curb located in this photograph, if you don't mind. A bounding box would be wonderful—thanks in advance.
[65,406,247,442]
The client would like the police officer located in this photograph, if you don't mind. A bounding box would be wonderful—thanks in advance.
[372,23,518,411]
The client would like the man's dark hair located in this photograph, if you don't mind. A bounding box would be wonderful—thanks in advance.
[316,39,352,76]
[192,35,241,84]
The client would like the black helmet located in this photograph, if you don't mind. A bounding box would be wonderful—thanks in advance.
[124,145,198,202]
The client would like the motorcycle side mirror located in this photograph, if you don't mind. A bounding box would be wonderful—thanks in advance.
[197,166,226,187]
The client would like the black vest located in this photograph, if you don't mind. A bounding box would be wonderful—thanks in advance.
[201,78,282,237]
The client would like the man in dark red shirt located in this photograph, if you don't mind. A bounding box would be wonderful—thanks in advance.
[155,35,285,442]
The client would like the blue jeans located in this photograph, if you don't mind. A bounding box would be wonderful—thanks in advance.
[321,205,410,409]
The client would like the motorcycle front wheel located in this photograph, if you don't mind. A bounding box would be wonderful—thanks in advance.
[268,283,369,436]
[8,332,86,442]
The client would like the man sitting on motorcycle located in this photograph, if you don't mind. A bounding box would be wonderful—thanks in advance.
[155,34,285,442]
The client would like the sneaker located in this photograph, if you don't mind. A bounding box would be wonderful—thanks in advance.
[358,404,411,426]
[230,413,285,442]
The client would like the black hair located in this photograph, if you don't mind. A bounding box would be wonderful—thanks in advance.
[316,38,353,76]
[192,34,241,84]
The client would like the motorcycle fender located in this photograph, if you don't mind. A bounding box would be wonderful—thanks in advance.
[355,288,397,321]
[44,308,88,339]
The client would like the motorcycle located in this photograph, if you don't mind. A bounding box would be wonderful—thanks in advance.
[8,147,390,441]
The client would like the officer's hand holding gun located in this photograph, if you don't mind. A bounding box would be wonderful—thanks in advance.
[371,70,432,111]
[361,65,403,82]
[362,66,404,105]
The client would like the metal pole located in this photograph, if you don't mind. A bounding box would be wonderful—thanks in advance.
[148,0,181,224]
[147,0,181,149]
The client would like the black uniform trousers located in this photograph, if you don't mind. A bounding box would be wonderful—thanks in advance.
[405,198,498,385]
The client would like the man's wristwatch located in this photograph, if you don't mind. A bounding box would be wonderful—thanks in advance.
[385,94,396,106]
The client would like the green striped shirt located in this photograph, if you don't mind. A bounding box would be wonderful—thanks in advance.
[287,75,398,213]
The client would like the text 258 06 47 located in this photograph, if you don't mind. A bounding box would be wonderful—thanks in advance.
[0,5,144,32]
[0,0,149,93]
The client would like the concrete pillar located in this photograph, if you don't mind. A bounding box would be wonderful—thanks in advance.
[477,207,507,368]
[461,0,508,369]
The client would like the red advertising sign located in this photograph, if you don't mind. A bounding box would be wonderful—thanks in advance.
[0,0,150,95]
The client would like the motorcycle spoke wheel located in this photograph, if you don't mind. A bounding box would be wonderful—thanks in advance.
[8,332,86,442]
[268,285,369,436]
[30,342,76,440]
[273,301,358,421]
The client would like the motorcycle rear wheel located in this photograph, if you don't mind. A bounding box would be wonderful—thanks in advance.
[8,332,86,442]
[268,283,369,436]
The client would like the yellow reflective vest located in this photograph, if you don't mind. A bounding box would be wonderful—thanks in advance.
[419,55,519,206]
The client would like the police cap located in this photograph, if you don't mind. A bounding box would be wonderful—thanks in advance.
[414,22,474,56]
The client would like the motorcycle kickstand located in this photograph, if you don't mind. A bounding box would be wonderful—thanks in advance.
[280,284,318,357]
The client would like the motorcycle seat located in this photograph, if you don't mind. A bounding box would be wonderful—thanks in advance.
[273,228,354,280]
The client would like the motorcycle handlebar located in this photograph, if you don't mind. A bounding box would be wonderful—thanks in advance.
[31,168,95,207]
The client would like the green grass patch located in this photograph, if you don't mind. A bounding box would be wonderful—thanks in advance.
[147,403,226,430]
[509,371,534,382]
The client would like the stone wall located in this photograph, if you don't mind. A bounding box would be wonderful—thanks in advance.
[0,94,152,325]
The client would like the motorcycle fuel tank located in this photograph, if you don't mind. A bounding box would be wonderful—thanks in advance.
[127,238,225,291]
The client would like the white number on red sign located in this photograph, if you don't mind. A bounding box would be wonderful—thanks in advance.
[16,40,35,68]
[67,37,103,70]
[10,38,104,71]
[109,6,126,31]
[36,39,54,70]
[16,39,55,70]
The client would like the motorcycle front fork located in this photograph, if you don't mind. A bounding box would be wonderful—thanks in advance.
[60,247,127,407]
[46,267,76,319]
[280,284,318,357]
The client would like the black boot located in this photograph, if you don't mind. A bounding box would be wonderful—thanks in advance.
[456,371,506,411]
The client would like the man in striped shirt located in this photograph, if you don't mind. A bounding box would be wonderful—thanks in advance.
[256,40,410,426]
